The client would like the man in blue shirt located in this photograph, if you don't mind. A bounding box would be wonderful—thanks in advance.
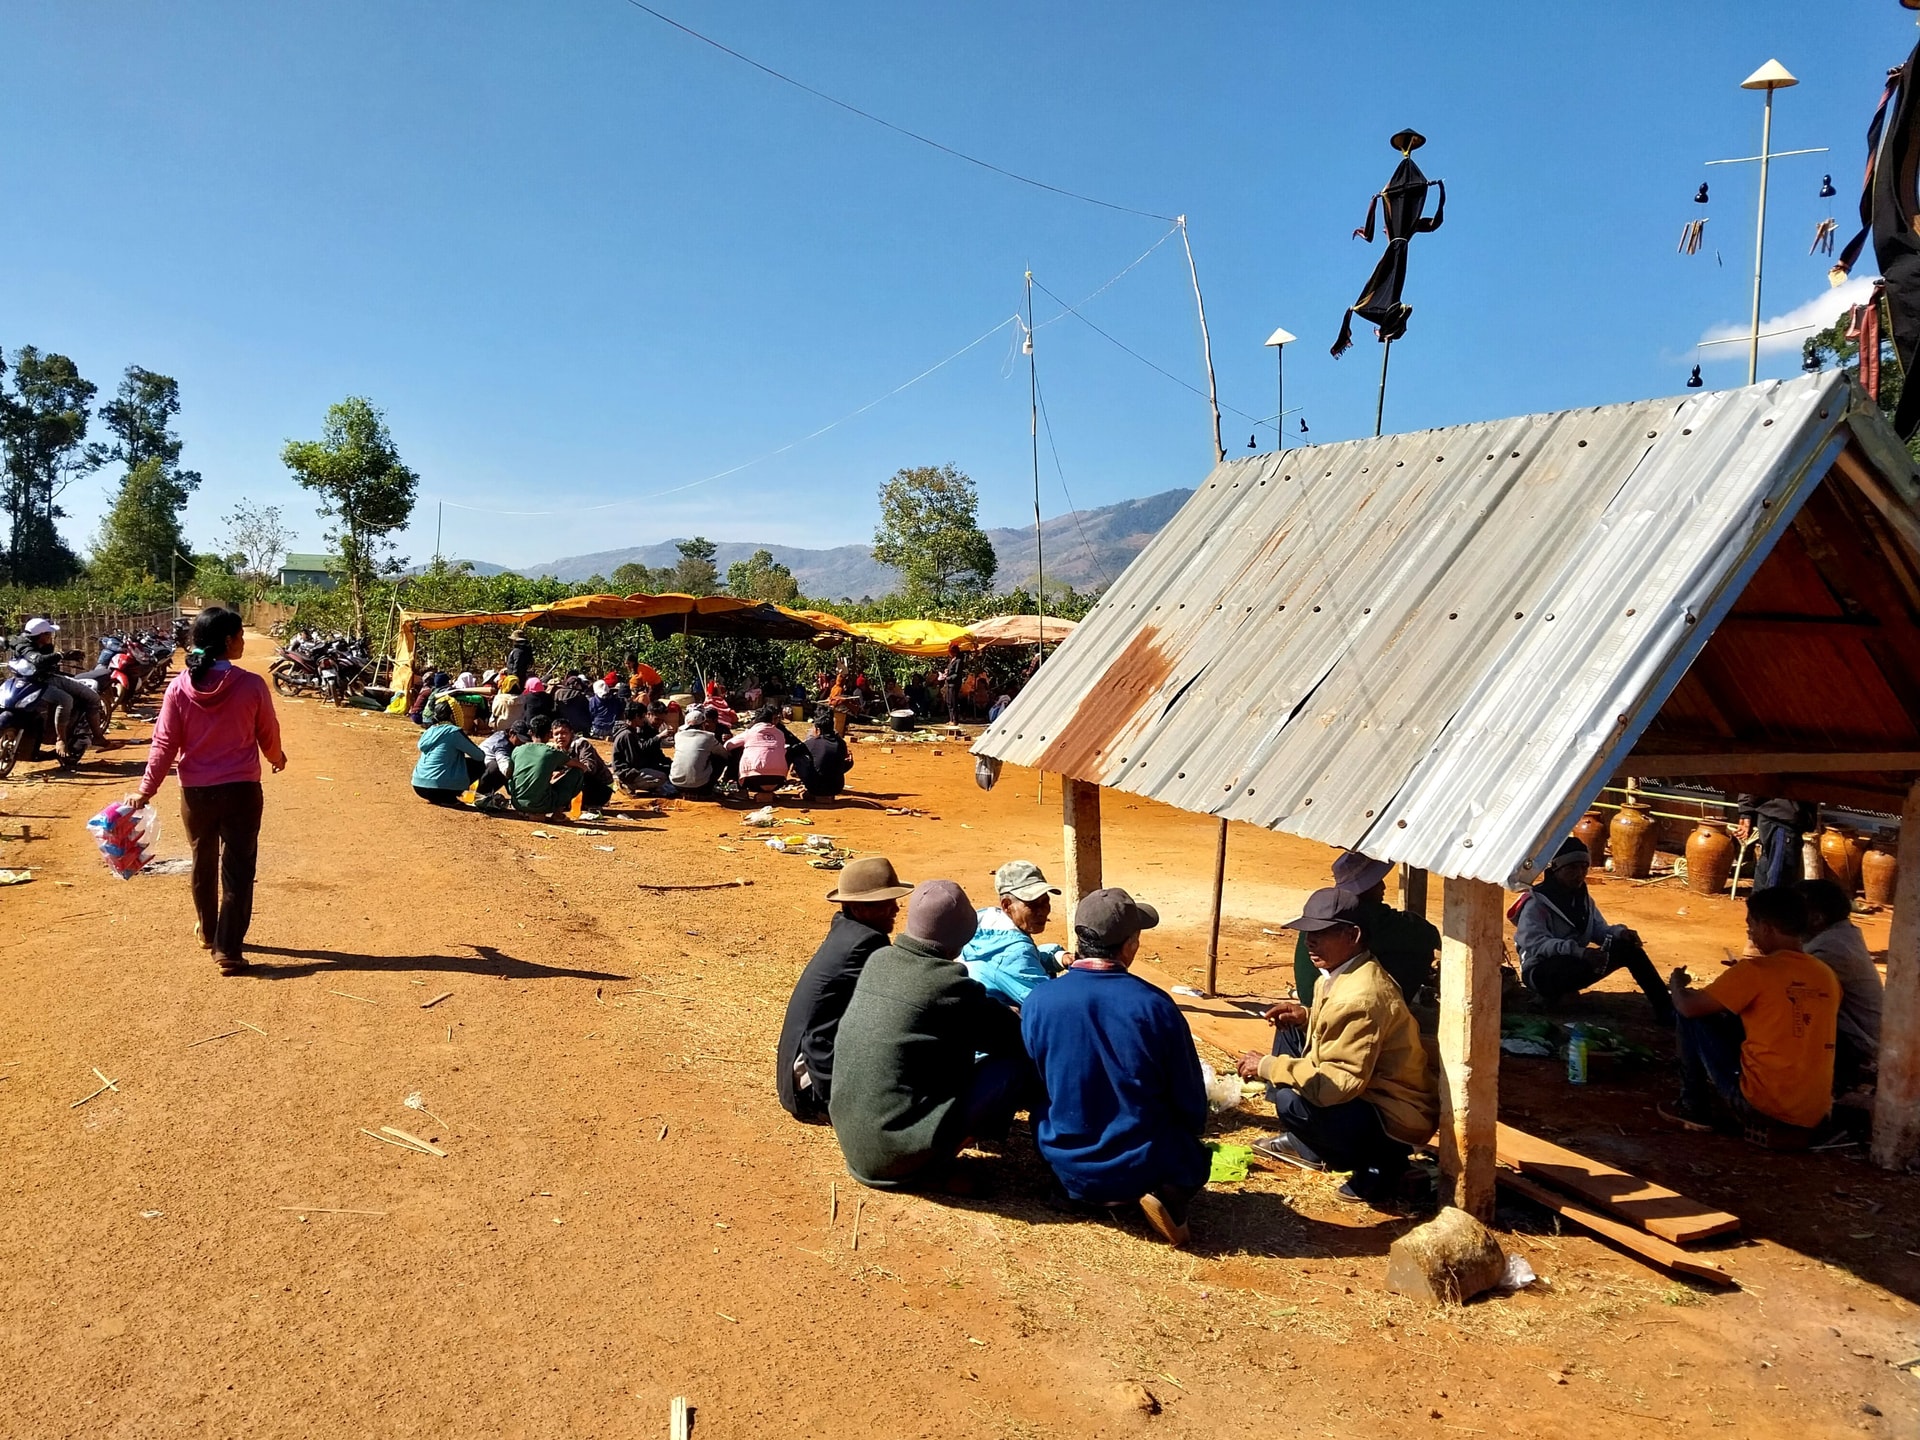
[961,860,1066,1007]
[1021,888,1210,1247]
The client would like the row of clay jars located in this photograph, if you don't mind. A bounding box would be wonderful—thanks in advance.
[1582,803,1900,901]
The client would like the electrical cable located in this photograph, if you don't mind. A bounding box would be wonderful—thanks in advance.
[1032,368,1114,592]
[617,0,1175,222]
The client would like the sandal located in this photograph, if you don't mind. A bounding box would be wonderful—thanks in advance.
[193,921,212,952]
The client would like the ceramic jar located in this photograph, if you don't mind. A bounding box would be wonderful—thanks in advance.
[1609,801,1656,879]
[1862,841,1897,905]
[1685,820,1736,896]
[1573,811,1608,866]
[1820,825,1855,891]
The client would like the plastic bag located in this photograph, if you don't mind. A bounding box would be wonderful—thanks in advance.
[87,801,161,879]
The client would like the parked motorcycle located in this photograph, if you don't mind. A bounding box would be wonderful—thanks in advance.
[0,659,92,779]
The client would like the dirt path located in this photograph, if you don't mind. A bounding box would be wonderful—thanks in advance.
[0,649,1915,1438]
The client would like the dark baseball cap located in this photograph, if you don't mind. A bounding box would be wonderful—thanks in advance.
[1074,887,1160,950]
[1287,886,1366,933]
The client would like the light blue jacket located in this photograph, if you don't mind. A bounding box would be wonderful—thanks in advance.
[413,722,486,792]
[960,908,1064,1007]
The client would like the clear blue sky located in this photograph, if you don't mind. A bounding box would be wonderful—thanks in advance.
[3,2,1913,572]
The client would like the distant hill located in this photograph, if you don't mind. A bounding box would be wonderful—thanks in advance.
[500,488,1195,599]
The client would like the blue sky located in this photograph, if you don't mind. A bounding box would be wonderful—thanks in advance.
[3,2,1913,572]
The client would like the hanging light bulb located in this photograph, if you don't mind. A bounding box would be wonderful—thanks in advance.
[1694,182,1710,204]
[1686,365,1703,389]
[1820,173,1837,199]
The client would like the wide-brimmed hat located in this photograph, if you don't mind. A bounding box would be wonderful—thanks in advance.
[1330,850,1392,892]
[825,856,914,903]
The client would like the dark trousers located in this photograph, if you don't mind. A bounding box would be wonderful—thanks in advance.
[475,764,510,797]
[416,756,485,806]
[1267,1025,1408,1197]
[1677,1010,1758,1121]
[1757,819,1800,888]
[180,781,263,960]
[1526,935,1674,1023]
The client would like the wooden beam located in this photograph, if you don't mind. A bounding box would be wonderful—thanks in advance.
[1061,778,1102,927]
[1719,611,1878,631]
[1438,877,1503,1220]
[1203,818,1228,995]
[1833,443,1920,563]
[1873,777,1920,1168]
[1619,751,1920,776]
[1497,1171,1735,1286]
[1398,865,1429,922]
[1495,1124,1738,1243]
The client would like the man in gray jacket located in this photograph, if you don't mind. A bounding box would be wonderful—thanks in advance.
[1514,836,1673,1024]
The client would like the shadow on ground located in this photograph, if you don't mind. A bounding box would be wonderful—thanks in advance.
[241,942,627,983]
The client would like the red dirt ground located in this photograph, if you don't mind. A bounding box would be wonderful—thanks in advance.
[1,645,1916,1438]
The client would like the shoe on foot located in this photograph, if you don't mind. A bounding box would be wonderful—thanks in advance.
[1251,1133,1327,1173]
[1138,1192,1191,1248]
[1657,1097,1714,1133]
[193,920,212,952]
[213,952,251,977]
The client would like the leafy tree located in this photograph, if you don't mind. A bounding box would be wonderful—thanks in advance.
[871,463,997,601]
[666,536,719,595]
[220,500,295,593]
[0,346,102,585]
[726,547,800,603]
[611,561,656,593]
[92,367,200,579]
[1803,299,1920,458]
[281,396,419,635]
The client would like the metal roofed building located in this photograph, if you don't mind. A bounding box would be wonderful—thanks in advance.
[974,370,1920,1192]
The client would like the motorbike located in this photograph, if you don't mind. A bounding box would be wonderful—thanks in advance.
[0,662,92,779]
[271,635,373,704]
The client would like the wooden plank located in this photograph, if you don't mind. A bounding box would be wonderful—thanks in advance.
[1061,778,1102,925]
[1499,1170,1734,1286]
[1873,777,1920,1168]
[1439,878,1503,1220]
[1497,1124,1739,1243]
[1619,750,1920,776]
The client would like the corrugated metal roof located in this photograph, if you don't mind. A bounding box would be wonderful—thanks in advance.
[974,373,1918,888]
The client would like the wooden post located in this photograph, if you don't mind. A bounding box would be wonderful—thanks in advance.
[1399,864,1429,922]
[1203,818,1229,994]
[1438,876,1504,1219]
[1061,778,1103,929]
[1873,778,1920,1168]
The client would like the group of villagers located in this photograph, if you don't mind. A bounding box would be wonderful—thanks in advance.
[774,828,1882,1246]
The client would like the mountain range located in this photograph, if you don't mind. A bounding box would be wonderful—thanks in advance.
[462,487,1195,599]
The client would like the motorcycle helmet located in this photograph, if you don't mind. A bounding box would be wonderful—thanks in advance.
[23,617,58,637]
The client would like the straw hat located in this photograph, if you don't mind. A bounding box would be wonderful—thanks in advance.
[825,856,913,903]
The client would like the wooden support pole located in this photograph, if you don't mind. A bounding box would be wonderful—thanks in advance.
[1873,778,1920,1168]
[1398,864,1429,922]
[1438,876,1504,1219]
[1203,818,1229,995]
[1061,778,1103,928]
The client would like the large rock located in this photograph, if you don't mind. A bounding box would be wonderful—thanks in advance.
[1385,1206,1507,1304]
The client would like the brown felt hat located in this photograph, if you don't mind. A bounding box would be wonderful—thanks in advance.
[825,856,913,904]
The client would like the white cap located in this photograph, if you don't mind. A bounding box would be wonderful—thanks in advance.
[23,617,57,636]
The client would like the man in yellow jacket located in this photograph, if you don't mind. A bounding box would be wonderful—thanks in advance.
[1237,887,1438,1203]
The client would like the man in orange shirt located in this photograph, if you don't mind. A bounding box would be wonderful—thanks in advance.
[1660,886,1839,1135]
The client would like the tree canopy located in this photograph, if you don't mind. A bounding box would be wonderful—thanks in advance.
[282,396,419,634]
[871,463,997,601]
[0,346,101,585]
[725,547,800,603]
[92,367,200,583]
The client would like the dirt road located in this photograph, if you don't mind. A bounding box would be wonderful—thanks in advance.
[1,650,1915,1438]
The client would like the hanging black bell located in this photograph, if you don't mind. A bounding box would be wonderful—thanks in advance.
[1820,173,1837,199]
[1298,418,1309,435]
[1248,433,1258,450]
[1686,365,1703,389]
[1694,182,1710,205]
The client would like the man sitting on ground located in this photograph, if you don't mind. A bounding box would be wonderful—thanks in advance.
[1022,888,1209,1247]
[1237,887,1438,1204]
[1795,877,1882,1091]
[550,718,614,820]
[611,702,675,797]
[775,857,914,1123]
[668,706,725,798]
[1661,885,1839,1136]
[499,714,586,821]
[829,880,1031,1190]
[1514,835,1674,1023]
[960,860,1065,1008]
[1291,851,1439,1003]
[789,706,853,799]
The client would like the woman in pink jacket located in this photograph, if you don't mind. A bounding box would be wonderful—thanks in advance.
[131,607,288,975]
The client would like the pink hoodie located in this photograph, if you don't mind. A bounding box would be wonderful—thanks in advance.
[142,662,283,792]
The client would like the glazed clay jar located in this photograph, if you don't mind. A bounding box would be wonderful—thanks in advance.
[1686,820,1736,896]
[1820,826,1855,891]
[1573,811,1608,866]
[1609,801,1656,879]
[1862,842,1897,906]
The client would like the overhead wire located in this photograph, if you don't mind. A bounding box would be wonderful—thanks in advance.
[1032,368,1114,592]
[617,0,1174,223]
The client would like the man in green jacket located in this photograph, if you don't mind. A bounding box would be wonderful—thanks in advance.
[828,879,1032,1190]
[1291,851,1438,1002]
[503,714,586,820]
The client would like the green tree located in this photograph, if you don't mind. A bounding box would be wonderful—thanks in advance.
[611,561,657,593]
[726,547,800,603]
[92,367,200,579]
[281,397,419,635]
[1803,300,1920,458]
[872,463,997,601]
[220,500,295,594]
[666,536,719,595]
[0,346,102,585]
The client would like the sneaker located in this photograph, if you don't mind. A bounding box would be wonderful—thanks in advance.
[1138,1192,1191,1248]
[1250,1133,1327,1174]
[578,811,603,823]
[1657,1097,1714,1133]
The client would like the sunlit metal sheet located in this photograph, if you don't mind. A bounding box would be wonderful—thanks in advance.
[975,373,1914,888]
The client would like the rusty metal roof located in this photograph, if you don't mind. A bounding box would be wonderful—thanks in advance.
[974,372,1920,888]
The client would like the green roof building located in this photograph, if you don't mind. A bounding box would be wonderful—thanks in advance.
[279,553,340,590]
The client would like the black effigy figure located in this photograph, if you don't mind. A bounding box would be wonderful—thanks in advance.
[1332,129,1446,358]
[1832,35,1920,437]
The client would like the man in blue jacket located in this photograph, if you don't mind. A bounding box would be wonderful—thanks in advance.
[1020,888,1210,1248]
[961,860,1066,1007]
